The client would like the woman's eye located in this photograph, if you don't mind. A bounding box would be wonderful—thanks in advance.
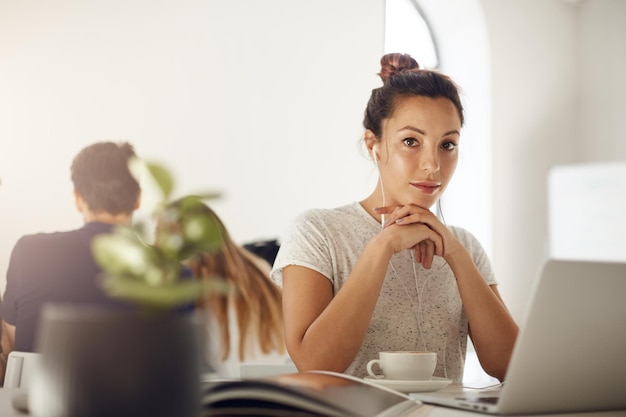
[442,141,457,151]
[403,137,419,147]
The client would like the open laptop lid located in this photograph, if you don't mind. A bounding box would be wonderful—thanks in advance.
[498,259,626,414]
[414,259,626,415]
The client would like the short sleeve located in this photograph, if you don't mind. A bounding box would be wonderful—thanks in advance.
[1,237,26,325]
[270,209,334,287]
[450,226,497,286]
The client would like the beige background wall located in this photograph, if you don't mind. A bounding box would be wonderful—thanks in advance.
[1,0,625,324]
[484,0,626,320]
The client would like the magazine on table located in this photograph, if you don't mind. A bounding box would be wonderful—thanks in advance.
[202,370,427,417]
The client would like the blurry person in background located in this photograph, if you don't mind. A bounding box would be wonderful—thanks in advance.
[1,141,141,386]
[158,200,289,379]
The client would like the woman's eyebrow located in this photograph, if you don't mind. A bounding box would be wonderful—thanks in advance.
[398,125,426,135]
[443,129,461,137]
[398,126,460,137]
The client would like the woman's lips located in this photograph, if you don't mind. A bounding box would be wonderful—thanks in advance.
[411,182,441,194]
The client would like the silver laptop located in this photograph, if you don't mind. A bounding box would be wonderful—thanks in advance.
[411,259,626,415]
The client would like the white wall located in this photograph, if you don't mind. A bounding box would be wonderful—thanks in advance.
[548,162,626,262]
[483,0,626,320]
[580,0,626,161]
[0,0,384,290]
[483,0,579,320]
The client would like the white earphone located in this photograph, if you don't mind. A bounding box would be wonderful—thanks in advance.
[372,143,386,227]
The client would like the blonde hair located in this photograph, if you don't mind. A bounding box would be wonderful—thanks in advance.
[186,206,285,361]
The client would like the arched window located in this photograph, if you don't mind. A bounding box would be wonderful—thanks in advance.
[384,0,439,69]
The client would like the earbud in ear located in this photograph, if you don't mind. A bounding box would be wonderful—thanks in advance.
[372,143,386,218]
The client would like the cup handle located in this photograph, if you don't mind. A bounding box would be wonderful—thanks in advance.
[366,359,384,379]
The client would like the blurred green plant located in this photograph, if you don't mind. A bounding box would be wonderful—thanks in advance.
[92,160,227,312]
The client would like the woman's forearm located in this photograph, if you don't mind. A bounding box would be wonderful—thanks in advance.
[286,235,394,372]
[446,251,519,380]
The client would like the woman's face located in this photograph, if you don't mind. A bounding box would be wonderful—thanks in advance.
[373,96,461,209]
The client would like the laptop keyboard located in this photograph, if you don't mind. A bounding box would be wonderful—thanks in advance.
[457,396,499,405]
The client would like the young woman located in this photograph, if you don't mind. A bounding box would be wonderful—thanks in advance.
[160,202,289,378]
[271,53,518,382]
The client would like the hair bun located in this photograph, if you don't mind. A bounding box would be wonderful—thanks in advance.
[378,53,420,82]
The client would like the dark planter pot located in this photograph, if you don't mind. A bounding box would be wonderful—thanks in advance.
[30,304,201,417]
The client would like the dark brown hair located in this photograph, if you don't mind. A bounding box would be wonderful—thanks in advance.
[70,141,140,215]
[363,53,464,138]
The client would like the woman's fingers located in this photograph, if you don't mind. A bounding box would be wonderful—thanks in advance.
[377,204,434,230]
[419,241,427,266]
[374,205,403,227]
[387,222,443,257]
[376,204,446,263]
[414,244,422,264]
[414,240,435,269]
[424,240,434,269]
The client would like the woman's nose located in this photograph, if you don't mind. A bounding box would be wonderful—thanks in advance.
[420,147,440,173]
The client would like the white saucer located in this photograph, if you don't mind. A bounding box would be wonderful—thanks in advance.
[363,376,452,393]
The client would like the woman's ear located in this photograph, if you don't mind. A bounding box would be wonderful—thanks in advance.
[365,130,378,160]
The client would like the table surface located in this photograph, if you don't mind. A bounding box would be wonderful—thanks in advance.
[1,386,625,417]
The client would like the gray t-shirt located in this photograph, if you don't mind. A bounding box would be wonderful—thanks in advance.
[271,202,496,381]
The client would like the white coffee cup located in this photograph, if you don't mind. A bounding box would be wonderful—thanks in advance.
[366,351,437,381]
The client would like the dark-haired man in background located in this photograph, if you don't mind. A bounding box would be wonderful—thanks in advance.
[0,141,141,385]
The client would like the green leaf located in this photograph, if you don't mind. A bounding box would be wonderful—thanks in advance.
[92,233,154,276]
[192,192,222,200]
[100,275,231,310]
[90,160,227,312]
[101,276,204,310]
[146,162,175,200]
[182,215,222,244]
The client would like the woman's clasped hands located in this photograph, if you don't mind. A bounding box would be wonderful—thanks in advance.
[374,204,461,269]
